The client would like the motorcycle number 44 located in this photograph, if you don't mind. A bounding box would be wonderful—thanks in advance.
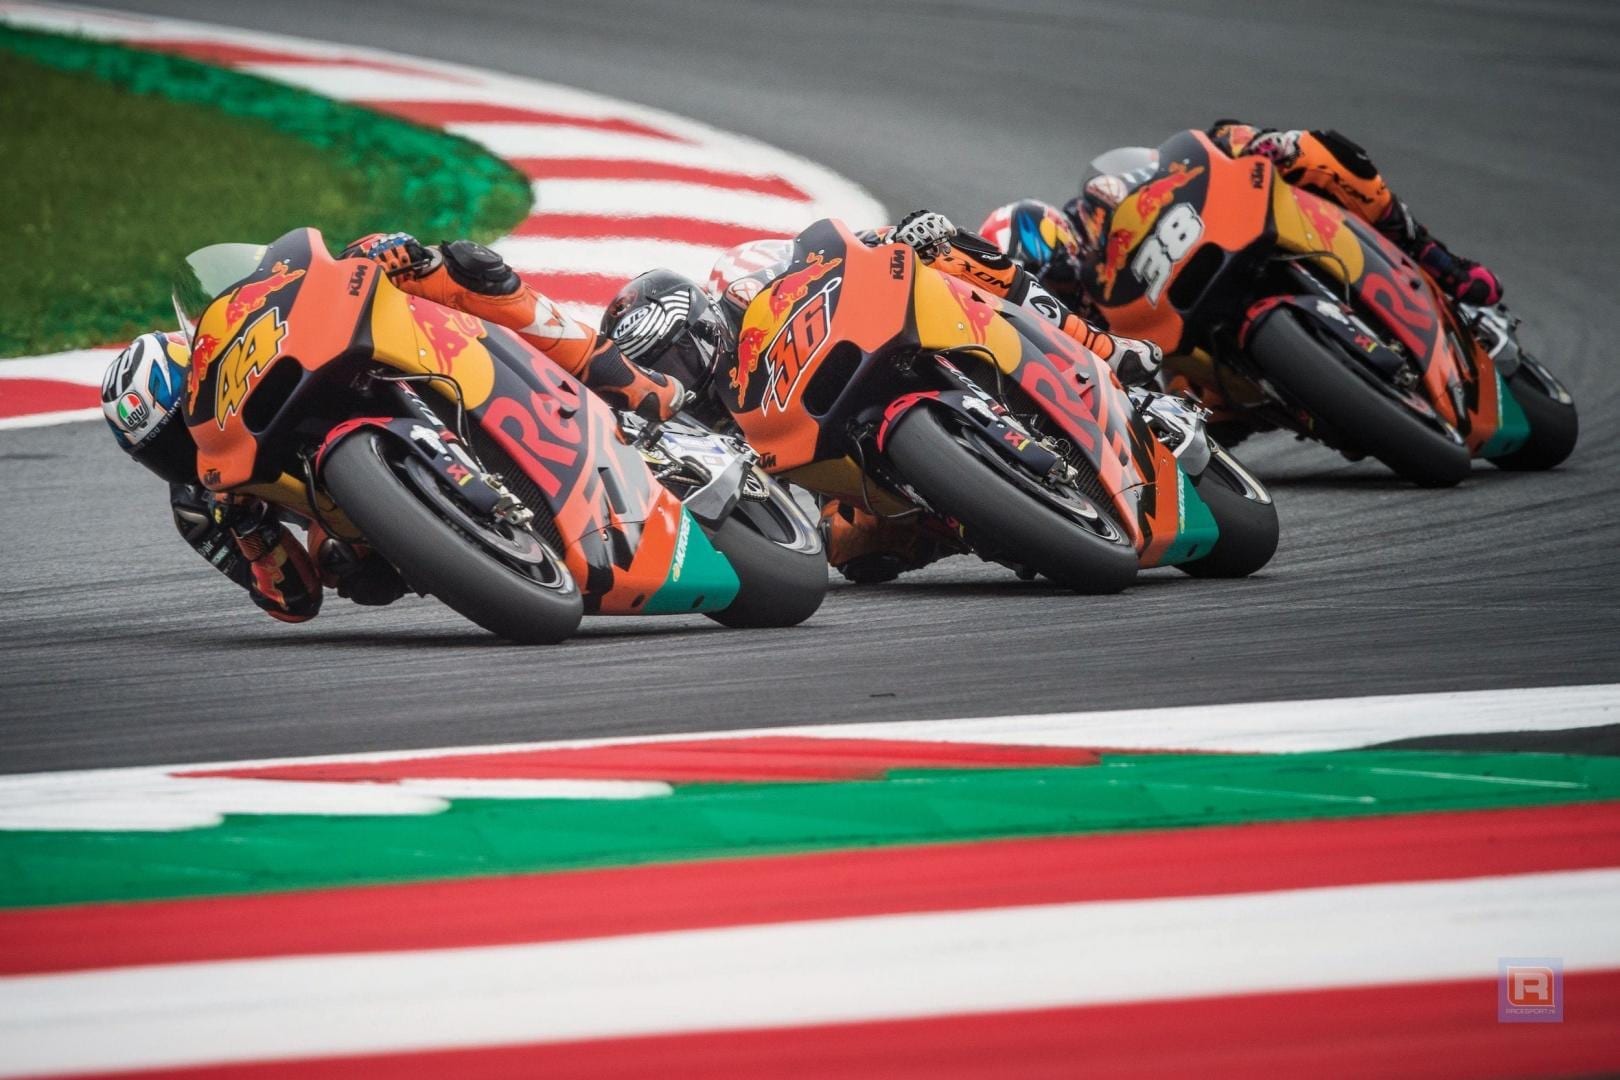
[1131,203,1204,306]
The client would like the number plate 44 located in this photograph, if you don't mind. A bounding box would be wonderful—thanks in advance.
[1131,203,1204,306]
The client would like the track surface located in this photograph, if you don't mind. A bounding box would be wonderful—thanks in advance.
[3,0,1617,772]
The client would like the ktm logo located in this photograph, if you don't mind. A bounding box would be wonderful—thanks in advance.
[215,310,287,428]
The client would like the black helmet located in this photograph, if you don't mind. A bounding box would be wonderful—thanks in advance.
[978,199,1085,299]
[601,269,735,395]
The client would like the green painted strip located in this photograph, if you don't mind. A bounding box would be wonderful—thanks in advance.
[3,750,1618,909]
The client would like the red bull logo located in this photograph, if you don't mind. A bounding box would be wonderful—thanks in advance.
[223,262,306,328]
[1296,189,1344,249]
[185,333,223,411]
[730,325,768,399]
[961,293,996,344]
[411,303,487,373]
[1099,162,1205,300]
[767,252,843,317]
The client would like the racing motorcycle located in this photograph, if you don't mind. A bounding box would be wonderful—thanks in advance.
[171,228,825,643]
[635,218,1277,593]
[1077,129,1578,487]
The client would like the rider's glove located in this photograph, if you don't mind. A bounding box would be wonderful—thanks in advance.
[213,495,323,623]
[341,232,441,279]
[891,210,958,262]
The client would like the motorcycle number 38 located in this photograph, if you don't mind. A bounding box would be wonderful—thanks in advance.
[1132,203,1205,305]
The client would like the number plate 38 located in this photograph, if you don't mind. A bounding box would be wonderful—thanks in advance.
[1130,203,1204,306]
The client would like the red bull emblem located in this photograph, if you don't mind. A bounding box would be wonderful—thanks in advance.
[767,252,843,317]
[185,333,223,411]
[730,325,768,398]
[223,261,306,328]
[1296,190,1344,249]
[961,293,996,344]
[411,303,487,372]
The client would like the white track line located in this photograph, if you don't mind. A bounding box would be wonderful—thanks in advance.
[2,867,1614,1077]
[1,684,1612,830]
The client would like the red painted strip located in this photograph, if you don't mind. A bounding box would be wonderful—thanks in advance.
[512,157,809,199]
[0,378,99,418]
[183,736,1100,783]
[136,40,471,83]
[511,213,792,248]
[517,271,627,307]
[354,100,686,142]
[60,971,1620,1080]
[5,801,1615,976]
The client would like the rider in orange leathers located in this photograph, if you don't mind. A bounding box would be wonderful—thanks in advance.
[100,234,688,622]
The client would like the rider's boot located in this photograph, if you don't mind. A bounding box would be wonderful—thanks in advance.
[820,500,951,585]
[1375,200,1503,306]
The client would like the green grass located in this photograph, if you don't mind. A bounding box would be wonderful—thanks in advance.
[0,30,531,357]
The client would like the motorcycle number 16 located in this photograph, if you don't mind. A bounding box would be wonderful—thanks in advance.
[1131,203,1204,307]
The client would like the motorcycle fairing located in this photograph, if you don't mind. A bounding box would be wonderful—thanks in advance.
[188,228,738,616]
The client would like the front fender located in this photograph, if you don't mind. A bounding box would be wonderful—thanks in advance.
[877,388,1063,479]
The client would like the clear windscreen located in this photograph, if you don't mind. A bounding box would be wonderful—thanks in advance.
[171,243,266,341]
[1084,146,1159,183]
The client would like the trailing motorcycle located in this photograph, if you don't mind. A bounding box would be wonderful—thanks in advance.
[627,218,1277,593]
[1077,130,1577,487]
[171,228,825,643]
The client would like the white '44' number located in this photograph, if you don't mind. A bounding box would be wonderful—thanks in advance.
[1130,203,1203,306]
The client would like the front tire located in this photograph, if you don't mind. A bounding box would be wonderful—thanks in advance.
[1178,446,1279,578]
[703,485,828,629]
[1248,311,1472,488]
[885,406,1138,594]
[323,430,583,644]
[1488,367,1578,470]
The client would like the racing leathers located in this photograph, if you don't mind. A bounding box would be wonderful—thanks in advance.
[1205,122,1502,305]
[824,212,1162,582]
[163,234,688,622]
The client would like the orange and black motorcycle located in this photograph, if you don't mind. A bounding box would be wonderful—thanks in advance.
[632,218,1277,592]
[171,228,825,643]
[1078,130,1577,487]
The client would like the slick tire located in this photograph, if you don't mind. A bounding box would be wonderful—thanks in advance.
[885,405,1138,594]
[703,503,828,629]
[323,430,583,644]
[1487,372,1578,471]
[1178,448,1279,579]
[1249,311,1471,488]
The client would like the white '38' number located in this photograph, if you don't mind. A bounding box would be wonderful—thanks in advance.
[1131,203,1204,306]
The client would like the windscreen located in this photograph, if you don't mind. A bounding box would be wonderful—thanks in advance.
[170,243,266,342]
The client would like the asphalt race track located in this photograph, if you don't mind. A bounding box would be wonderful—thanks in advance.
[3,0,1617,772]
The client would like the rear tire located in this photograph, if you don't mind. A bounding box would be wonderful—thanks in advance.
[1178,447,1279,578]
[1488,369,1578,471]
[885,406,1138,594]
[323,430,583,644]
[1248,311,1471,488]
[703,495,828,628]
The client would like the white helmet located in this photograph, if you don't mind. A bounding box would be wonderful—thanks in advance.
[101,331,196,482]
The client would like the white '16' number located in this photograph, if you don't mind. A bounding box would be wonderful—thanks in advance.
[1130,203,1203,306]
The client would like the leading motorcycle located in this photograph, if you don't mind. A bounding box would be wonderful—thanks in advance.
[172,228,825,643]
